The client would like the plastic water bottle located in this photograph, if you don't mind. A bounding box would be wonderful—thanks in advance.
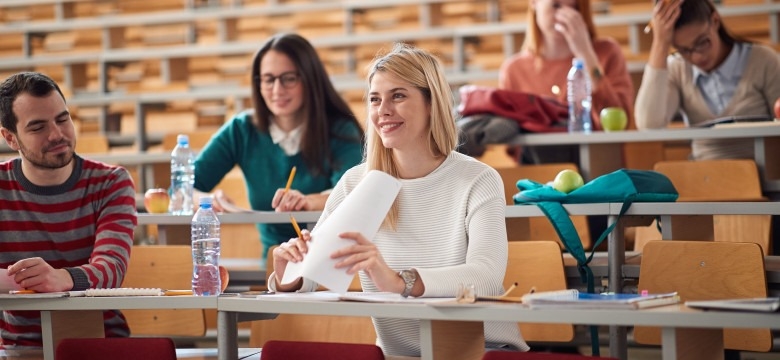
[567,58,593,133]
[169,134,195,215]
[191,196,221,296]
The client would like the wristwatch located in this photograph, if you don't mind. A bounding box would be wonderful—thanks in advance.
[398,269,417,298]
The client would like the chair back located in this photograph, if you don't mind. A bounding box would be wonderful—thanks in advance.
[505,241,573,342]
[260,340,384,360]
[496,164,591,249]
[249,246,375,346]
[482,351,617,359]
[56,337,177,360]
[653,159,764,201]
[121,245,206,336]
[634,159,771,254]
[634,240,771,352]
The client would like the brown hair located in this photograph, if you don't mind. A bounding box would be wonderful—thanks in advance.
[0,72,65,133]
[249,33,362,175]
[675,0,747,48]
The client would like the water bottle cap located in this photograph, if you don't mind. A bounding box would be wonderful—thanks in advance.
[177,134,189,146]
[199,196,213,206]
[572,58,585,69]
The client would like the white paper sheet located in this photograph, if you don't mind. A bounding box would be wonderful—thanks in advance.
[282,170,402,293]
[0,269,22,293]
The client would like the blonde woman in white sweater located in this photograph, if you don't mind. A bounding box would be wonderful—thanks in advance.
[269,43,529,357]
[635,0,780,160]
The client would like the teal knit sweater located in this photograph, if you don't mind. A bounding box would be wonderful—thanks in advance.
[193,111,363,260]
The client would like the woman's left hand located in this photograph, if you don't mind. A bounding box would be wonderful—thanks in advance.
[332,232,403,293]
[272,189,309,212]
[554,6,595,60]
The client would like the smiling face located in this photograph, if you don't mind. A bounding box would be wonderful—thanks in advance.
[1,91,75,170]
[673,17,723,72]
[368,71,431,154]
[259,50,305,127]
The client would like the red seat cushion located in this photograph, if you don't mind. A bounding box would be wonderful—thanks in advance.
[56,337,177,360]
[260,340,384,360]
[483,351,618,360]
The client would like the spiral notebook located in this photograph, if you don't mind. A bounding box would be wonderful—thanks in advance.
[80,288,193,296]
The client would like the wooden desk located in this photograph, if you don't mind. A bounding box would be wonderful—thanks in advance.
[217,297,780,360]
[139,202,780,359]
[136,212,321,245]
[0,296,217,360]
[508,125,780,192]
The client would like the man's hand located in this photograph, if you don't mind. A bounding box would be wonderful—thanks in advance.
[7,257,74,292]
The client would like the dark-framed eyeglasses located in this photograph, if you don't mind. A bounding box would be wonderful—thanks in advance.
[675,23,714,57]
[259,71,301,90]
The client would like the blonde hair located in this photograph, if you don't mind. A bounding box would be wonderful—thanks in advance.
[522,0,598,56]
[365,43,458,228]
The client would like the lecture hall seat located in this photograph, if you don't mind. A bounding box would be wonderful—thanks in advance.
[56,337,177,360]
[260,340,385,360]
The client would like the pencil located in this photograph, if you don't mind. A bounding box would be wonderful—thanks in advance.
[289,214,303,239]
[10,289,36,294]
[501,282,518,298]
[284,166,297,193]
[645,0,671,34]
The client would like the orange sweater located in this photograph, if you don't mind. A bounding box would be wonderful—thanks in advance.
[498,38,635,129]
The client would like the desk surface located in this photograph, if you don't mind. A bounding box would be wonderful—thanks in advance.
[137,211,322,225]
[218,297,780,330]
[509,123,780,146]
[0,295,216,311]
[141,202,780,224]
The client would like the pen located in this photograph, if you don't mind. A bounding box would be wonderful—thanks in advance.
[289,214,303,239]
[284,166,297,193]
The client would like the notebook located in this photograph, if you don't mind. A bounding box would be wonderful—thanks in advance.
[523,290,680,310]
[685,297,780,312]
[694,114,775,128]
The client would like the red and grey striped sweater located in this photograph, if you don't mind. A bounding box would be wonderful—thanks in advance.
[0,155,136,348]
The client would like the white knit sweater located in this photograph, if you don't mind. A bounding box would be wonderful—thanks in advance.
[271,152,529,356]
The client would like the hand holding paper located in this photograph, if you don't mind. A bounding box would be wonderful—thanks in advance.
[281,170,402,293]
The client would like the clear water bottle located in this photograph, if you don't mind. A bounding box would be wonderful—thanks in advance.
[191,196,221,296]
[169,134,195,215]
[567,58,593,133]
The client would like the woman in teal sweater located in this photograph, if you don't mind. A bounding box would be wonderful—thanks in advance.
[194,33,364,264]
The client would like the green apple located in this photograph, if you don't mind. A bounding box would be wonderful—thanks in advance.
[552,169,584,193]
[600,107,628,132]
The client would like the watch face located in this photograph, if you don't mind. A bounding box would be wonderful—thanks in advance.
[400,270,416,297]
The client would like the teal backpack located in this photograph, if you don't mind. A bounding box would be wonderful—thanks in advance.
[513,169,678,356]
[513,169,679,293]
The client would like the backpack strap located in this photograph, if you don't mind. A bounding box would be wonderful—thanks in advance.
[535,202,593,292]
[535,201,600,356]
[585,194,637,266]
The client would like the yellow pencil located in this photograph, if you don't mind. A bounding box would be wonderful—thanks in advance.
[645,0,671,34]
[284,166,297,193]
[289,214,303,239]
[10,289,36,294]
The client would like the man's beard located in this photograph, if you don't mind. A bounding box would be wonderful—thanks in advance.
[18,139,75,169]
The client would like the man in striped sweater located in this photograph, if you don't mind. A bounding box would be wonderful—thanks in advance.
[0,72,136,348]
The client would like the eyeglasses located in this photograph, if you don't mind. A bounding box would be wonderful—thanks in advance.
[675,23,713,57]
[259,71,301,90]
